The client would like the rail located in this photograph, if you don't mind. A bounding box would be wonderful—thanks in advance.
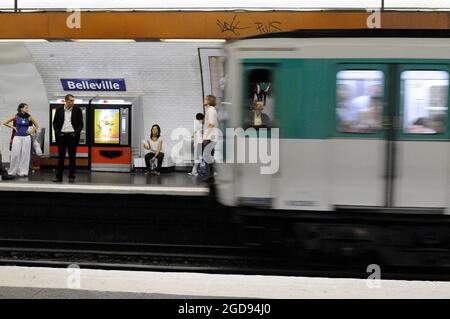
[0,239,448,281]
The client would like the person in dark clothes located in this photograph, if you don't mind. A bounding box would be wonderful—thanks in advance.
[245,100,271,129]
[52,94,84,183]
[0,152,14,180]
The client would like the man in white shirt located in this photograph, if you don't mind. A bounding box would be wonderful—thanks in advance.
[52,94,84,182]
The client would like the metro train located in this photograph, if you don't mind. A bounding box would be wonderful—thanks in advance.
[213,29,450,265]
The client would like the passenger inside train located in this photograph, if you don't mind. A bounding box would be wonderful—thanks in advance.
[244,100,271,129]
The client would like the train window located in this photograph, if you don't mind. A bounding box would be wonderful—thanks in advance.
[244,68,274,129]
[336,70,384,133]
[401,70,449,134]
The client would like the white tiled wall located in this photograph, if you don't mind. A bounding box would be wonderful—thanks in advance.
[0,43,50,160]
[19,41,222,166]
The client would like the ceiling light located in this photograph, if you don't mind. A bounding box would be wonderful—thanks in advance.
[71,39,136,42]
[160,39,226,42]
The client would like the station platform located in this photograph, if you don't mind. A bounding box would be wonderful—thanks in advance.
[0,168,224,245]
[0,266,449,299]
[0,169,209,196]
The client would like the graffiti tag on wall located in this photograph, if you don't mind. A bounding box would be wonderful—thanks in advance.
[216,15,283,36]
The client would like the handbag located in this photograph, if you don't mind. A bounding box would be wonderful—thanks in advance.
[32,138,43,156]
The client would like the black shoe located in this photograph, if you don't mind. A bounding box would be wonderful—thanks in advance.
[68,176,75,183]
[53,178,63,183]
[1,174,14,181]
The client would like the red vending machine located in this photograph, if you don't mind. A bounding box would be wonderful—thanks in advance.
[49,98,89,158]
[90,99,132,172]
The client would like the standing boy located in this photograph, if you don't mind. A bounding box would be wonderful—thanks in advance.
[188,113,204,176]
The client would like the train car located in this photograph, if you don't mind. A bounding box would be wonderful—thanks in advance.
[214,29,450,265]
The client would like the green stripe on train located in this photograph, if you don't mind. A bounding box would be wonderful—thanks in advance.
[241,58,450,140]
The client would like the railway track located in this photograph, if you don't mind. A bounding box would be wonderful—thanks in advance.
[0,239,449,281]
[0,239,266,272]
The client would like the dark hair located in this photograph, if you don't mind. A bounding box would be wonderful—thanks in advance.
[196,113,204,120]
[205,95,216,107]
[65,94,75,101]
[17,103,28,112]
[151,124,161,138]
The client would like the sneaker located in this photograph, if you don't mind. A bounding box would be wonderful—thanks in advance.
[188,172,198,176]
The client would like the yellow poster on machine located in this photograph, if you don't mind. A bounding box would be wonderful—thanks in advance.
[94,109,120,144]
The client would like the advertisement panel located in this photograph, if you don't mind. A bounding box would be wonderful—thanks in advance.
[94,109,120,144]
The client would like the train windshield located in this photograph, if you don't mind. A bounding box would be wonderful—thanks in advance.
[244,68,274,130]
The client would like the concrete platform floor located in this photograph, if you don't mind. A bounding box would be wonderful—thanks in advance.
[0,266,449,299]
[0,169,209,196]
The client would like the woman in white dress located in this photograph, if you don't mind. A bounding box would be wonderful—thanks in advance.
[2,103,39,177]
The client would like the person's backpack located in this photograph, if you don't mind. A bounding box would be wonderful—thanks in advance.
[198,157,207,177]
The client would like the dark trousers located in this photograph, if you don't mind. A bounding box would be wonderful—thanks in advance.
[56,133,77,179]
[145,152,164,172]
[202,140,215,178]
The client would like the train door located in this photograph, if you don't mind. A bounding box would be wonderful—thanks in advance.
[393,65,449,209]
[333,64,449,211]
[234,63,279,208]
[333,65,389,207]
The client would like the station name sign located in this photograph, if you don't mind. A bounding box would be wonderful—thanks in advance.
[61,78,126,91]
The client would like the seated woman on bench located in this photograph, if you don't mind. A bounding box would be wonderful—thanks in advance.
[143,124,164,176]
